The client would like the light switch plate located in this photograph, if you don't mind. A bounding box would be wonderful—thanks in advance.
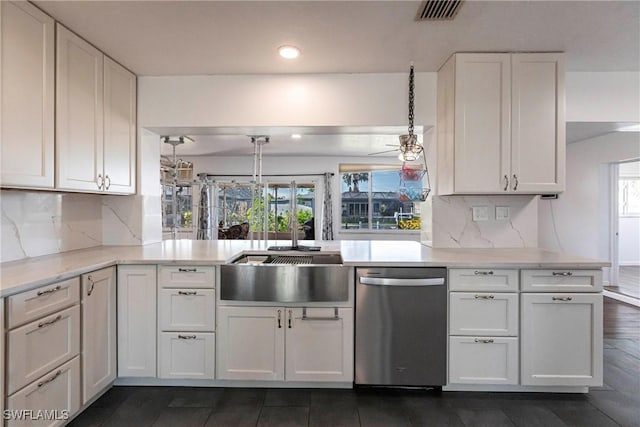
[472,206,489,221]
[496,206,510,220]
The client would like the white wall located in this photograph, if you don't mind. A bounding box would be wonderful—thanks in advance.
[566,72,640,122]
[538,132,640,280]
[139,73,437,128]
[619,216,640,265]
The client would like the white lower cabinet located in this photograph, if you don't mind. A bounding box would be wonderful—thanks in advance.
[449,337,518,385]
[159,288,215,331]
[117,265,157,377]
[217,306,285,381]
[449,292,518,336]
[159,333,215,379]
[521,293,603,386]
[6,356,81,427]
[217,306,354,383]
[81,267,117,404]
[7,305,80,395]
[285,307,354,382]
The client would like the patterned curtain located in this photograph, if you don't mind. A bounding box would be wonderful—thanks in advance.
[322,173,334,240]
[196,181,210,240]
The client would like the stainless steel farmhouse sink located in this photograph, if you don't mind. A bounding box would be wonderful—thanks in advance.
[220,253,349,302]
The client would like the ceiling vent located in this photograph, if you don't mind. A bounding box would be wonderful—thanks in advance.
[417,0,464,20]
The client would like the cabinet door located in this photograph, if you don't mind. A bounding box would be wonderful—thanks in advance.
[450,293,518,336]
[117,265,157,377]
[7,357,81,427]
[511,53,565,193]
[81,267,116,404]
[159,333,215,379]
[0,1,55,188]
[56,24,104,192]
[453,53,511,193]
[159,289,215,332]
[217,306,284,381]
[285,308,354,382]
[103,56,136,194]
[449,337,518,385]
[521,293,603,386]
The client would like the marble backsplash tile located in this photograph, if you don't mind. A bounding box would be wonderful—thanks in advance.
[432,195,538,248]
[1,190,103,262]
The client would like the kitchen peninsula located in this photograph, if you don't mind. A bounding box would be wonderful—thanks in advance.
[1,239,606,423]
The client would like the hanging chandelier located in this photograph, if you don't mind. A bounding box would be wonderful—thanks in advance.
[398,64,424,162]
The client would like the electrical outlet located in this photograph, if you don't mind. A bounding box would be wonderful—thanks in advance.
[472,206,489,221]
[496,206,510,220]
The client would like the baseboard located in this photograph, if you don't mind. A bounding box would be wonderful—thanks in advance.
[114,377,353,388]
[443,384,589,393]
[604,290,640,307]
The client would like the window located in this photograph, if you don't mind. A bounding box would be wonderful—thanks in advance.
[162,182,194,235]
[340,166,425,231]
[619,177,640,216]
[217,182,315,237]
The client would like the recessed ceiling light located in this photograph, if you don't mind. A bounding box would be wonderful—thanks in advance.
[278,45,301,59]
[291,134,302,139]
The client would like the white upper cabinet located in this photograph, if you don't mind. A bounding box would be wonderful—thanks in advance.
[56,24,104,192]
[437,52,565,195]
[56,24,136,194]
[103,56,136,194]
[0,1,55,189]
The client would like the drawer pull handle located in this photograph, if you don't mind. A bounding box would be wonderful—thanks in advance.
[512,174,519,191]
[552,296,573,301]
[552,272,573,276]
[474,338,494,344]
[178,334,197,339]
[37,285,61,296]
[277,309,282,328]
[38,314,62,328]
[38,370,62,388]
[288,309,293,328]
[301,307,340,321]
[474,271,494,276]
[87,275,95,296]
[503,175,509,192]
[178,291,197,296]
[474,295,495,300]
[178,268,197,273]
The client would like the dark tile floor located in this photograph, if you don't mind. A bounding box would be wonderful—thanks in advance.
[69,300,640,427]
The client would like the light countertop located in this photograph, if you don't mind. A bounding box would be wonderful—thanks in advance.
[0,240,609,297]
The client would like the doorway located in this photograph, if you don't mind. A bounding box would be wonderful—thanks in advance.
[607,159,640,306]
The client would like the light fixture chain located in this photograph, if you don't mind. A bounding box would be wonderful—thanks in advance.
[408,65,415,136]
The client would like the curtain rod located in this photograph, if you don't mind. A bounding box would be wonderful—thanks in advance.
[198,173,334,178]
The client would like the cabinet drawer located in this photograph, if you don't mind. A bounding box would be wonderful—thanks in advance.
[450,292,518,336]
[7,305,80,395]
[7,356,81,427]
[449,269,518,292]
[158,266,215,289]
[7,278,80,329]
[521,269,602,292]
[158,332,215,379]
[449,336,518,385]
[159,289,215,332]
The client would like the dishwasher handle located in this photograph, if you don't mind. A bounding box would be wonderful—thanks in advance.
[359,277,445,287]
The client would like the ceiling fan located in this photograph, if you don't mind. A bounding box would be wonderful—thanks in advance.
[368,64,424,162]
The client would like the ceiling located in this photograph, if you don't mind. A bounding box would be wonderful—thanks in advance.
[35,1,640,76]
[156,126,428,157]
[566,122,640,144]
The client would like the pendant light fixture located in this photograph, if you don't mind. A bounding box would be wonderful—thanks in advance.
[398,64,424,162]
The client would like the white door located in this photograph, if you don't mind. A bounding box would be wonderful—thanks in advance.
[0,1,55,189]
[117,265,157,377]
[81,267,116,404]
[159,333,215,379]
[511,53,565,193]
[285,307,354,382]
[56,24,104,192]
[103,56,136,194]
[453,53,511,193]
[521,293,603,386]
[217,306,284,381]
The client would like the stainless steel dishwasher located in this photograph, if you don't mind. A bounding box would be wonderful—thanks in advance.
[355,267,447,387]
